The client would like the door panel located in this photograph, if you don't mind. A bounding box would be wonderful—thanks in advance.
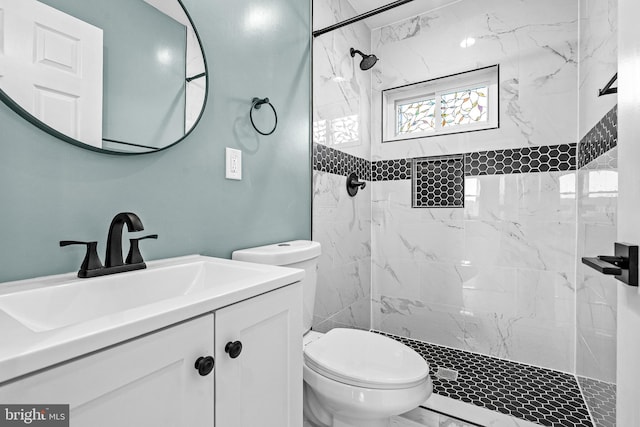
[34,86,79,137]
[215,284,303,427]
[0,316,215,427]
[34,24,81,74]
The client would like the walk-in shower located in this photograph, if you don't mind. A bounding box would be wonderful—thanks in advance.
[312,0,618,425]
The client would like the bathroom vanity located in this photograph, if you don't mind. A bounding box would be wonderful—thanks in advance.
[0,256,303,427]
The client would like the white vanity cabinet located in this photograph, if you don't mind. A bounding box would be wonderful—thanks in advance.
[0,315,216,426]
[0,283,302,427]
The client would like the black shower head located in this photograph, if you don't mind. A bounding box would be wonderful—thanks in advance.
[350,47,378,71]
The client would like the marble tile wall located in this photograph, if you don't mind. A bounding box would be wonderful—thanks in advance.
[312,0,371,331]
[576,0,618,394]
[372,170,577,372]
[576,145,617,386]
[369,0,580,373]
[370,0,578,160]
[313,170,371,332]
[313,0,371,160]
[578,0,618,141]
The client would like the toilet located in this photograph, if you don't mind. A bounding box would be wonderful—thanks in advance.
[232,240,432,427]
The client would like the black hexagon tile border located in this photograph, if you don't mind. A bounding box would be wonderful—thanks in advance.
[578,105,617,169]
[313,143,577,183]
[413,155,464,208]
[313,142,371,181]
[313,105,617,184]
[372,158,412,181]
[578,376,616,427]
[465,144,576,176]
[314,105,619,208]
[373,330,594,427]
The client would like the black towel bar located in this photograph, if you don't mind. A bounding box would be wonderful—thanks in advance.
[582,242,638,286]
[598,72,618,97]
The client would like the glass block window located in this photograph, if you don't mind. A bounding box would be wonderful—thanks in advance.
[383,65,498,142]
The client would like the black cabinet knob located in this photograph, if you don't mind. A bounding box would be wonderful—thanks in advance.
[194,356,215,376]
[225,341,243,359]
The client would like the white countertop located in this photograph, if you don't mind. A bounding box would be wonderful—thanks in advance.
[0,255,304,384]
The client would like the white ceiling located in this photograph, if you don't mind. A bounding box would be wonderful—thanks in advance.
[345,0,462,29]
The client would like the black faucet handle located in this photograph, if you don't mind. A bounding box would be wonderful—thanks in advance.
[60,240,104,277]
[346,172,366,197]
[126,234,158,265]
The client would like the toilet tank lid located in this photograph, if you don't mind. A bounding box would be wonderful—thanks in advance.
[232,240,321,266]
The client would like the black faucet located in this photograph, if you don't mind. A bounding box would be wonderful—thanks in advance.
[61,212,157,278]
[105,212,144,268]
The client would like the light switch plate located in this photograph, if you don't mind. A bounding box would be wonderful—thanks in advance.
[225,147,242,180]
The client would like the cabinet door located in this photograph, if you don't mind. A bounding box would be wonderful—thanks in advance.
[0,315,214,427]
[215,283,303,427]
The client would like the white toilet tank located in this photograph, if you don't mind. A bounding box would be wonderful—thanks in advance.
[232,240,321,333]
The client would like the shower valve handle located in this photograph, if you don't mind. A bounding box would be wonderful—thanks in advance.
[346,172,366,197]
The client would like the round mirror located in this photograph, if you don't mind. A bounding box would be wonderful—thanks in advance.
[0,0,208,154]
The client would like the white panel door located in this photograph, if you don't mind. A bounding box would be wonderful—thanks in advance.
[0,315,215,427]
[0,0,103,147]
[215,284,303,427]
[617,0,640,424]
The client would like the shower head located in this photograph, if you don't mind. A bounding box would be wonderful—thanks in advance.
[350,47,378,71]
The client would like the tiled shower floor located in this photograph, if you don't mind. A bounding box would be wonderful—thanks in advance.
[375,331,594,427]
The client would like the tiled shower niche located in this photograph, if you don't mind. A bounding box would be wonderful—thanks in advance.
[412,155,465,208]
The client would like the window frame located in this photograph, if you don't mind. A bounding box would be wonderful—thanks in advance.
[382,65,500,143]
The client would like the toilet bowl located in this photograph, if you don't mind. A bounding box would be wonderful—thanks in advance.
[232,241,433,427]
[303,328,432,427]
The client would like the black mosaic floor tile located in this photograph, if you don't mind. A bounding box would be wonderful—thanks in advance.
[373,330,594,427]
[578,377,616,427]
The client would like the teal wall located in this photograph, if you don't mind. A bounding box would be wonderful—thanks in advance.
[0,0,311,283]
[40,0,187,148]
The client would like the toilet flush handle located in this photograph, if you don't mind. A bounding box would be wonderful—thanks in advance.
[225,341,243,359]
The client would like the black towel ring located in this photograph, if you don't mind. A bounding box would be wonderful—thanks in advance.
[250,97,278,136]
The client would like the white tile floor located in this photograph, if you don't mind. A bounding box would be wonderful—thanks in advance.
[303,406,478,427]
[394,407,478,427]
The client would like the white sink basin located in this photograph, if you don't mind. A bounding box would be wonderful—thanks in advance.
[0,255,301,332]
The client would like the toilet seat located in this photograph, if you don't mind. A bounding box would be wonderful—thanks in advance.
[303,329,429,390]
